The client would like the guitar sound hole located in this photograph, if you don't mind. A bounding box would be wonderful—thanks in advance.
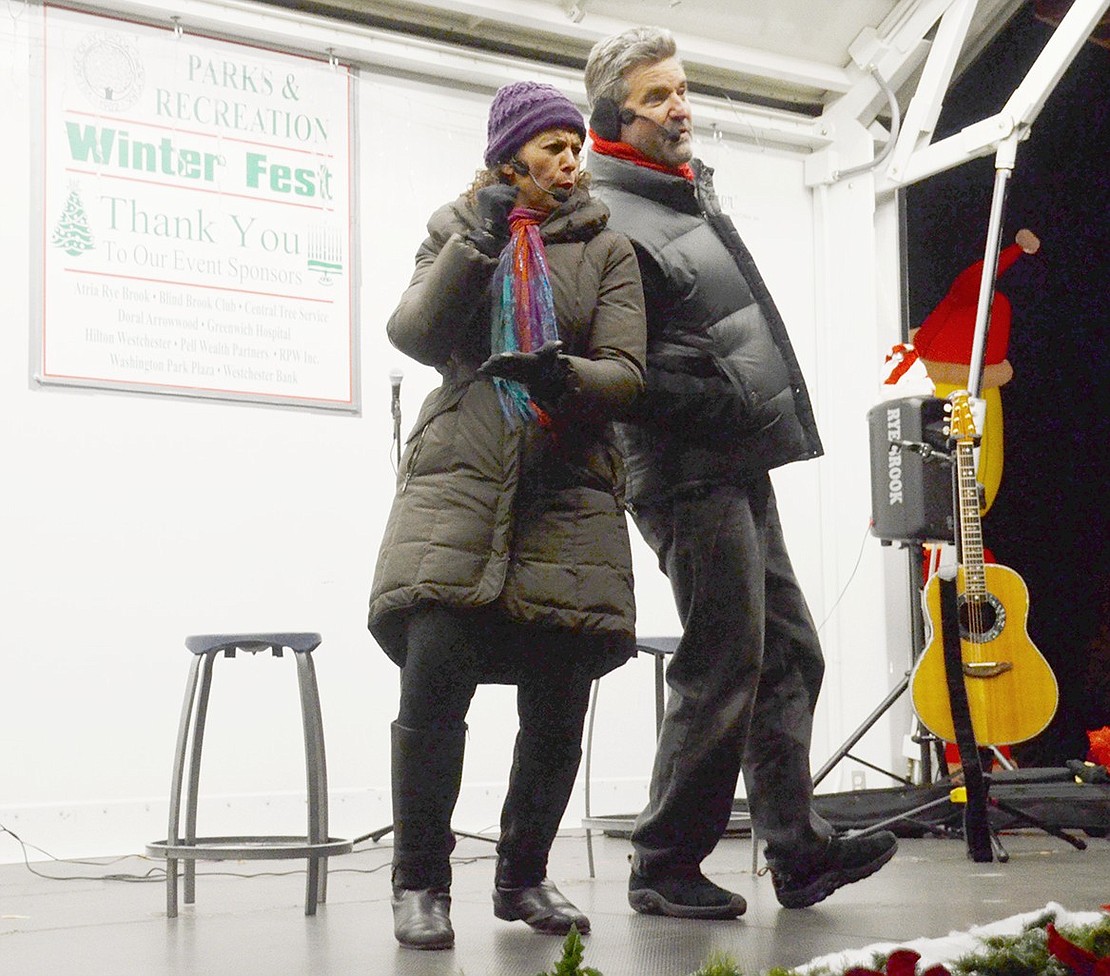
[957,593,1007,642]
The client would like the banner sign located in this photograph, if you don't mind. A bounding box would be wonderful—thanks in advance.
[39,5,357,411]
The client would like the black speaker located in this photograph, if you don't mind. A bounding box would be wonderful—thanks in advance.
[867,395,955,544]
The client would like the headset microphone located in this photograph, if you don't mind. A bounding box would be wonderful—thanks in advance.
[623,108,684,143]
[591,99,683,143]
[509,158,570,204]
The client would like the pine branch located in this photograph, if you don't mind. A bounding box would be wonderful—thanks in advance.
[534,925,602,976]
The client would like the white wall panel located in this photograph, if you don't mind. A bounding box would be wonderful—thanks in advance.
[0,2,904,864]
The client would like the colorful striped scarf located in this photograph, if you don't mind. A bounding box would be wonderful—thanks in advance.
[489,206,561,423]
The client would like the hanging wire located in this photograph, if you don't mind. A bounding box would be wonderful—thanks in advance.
[815,517,874,635]
[720,89,765,153]
[834,64,902,182]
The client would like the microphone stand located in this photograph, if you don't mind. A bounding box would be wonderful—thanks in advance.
[389,370,403,468]
[392,402,401,468]
[367,372,500,848]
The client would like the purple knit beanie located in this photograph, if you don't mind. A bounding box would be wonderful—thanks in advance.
[483,81,586,168]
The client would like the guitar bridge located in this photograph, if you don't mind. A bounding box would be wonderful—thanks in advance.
[961,661,1013,678]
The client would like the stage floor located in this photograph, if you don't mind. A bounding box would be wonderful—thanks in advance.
[2,827,1107,975]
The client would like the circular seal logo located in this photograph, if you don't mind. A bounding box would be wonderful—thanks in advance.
[73,31,145,112]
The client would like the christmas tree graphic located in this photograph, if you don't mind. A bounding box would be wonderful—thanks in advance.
[51,186,95,257]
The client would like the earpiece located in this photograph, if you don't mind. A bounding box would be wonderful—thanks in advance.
[589,99,629,141]
[507,157,570,204]
[589,97,682,143]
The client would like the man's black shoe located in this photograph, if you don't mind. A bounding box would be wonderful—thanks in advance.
[492,878,591,934]
[628,866,746,919]
[770,830,898,909]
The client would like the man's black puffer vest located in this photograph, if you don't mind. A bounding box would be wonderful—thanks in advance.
[588,151,823,505]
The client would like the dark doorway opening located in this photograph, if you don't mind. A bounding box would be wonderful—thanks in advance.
[905,5,1110,766]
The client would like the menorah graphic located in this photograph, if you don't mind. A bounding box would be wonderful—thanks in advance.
[307,227,344,285]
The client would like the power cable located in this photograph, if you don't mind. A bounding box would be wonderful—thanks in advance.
[0,821,493,884]
[815,517,874,635]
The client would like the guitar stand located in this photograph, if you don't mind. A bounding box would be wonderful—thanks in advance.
[813,670,917,789]
[835,567,1036,861]
[845,784,1002,855]
[934,567,1089,860]
[984,788,1087,853]
[849,772,1088,860]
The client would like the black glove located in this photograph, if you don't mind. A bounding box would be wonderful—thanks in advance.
[466,183,518,257]
[477,339,572,405]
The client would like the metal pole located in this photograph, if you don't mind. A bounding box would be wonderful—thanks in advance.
[967,135,1019,399]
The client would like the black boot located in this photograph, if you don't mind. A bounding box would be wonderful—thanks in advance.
[391,888,453,950]
[493,877,591,935]
[493,733,590,935]
[390,721,466,949]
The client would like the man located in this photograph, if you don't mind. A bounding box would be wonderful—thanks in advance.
[584,26,898,918]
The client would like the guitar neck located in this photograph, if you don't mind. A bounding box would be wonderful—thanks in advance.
[955,439,986,598]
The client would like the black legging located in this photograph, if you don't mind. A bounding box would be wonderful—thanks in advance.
[398,605,594,741]
[394,606,598,885]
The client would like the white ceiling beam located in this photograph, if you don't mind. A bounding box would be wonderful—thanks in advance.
[884,0,978,185]
[388,0,856,94]
[804,0,957,185]
[1001,0,1110,128]
[825,0,957,130]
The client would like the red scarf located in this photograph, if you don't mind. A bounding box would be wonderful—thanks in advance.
[588,130,695,181]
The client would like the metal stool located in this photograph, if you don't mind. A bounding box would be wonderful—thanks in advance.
[146,633,352,917]
[582,637,678,877]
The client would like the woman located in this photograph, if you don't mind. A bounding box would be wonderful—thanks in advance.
[368,81,646,950]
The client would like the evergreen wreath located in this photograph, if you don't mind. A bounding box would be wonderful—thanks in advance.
[530,907,1110,976]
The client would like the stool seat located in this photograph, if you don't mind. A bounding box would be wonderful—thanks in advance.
[146,632,351,918]
[147,835,353,860]
[185,632,322,655]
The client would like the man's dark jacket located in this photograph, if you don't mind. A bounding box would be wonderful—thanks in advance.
[588,151,823,505]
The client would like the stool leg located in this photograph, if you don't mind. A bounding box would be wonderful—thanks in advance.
[295,649,328,915]
[166,652,204,918]
[183,651,217,906]
[654,650,666,737]
[583,679,599,879]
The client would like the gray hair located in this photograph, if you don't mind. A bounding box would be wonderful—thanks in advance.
[583,26,678,110]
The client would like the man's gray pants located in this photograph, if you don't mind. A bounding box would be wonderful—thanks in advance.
[629,474,833,877]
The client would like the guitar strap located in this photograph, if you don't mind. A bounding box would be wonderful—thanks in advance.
[939,571,994,861]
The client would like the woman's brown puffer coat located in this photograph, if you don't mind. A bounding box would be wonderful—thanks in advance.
[368,186,646,676]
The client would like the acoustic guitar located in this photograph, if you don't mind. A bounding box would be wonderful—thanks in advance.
[910,391,1058,746]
